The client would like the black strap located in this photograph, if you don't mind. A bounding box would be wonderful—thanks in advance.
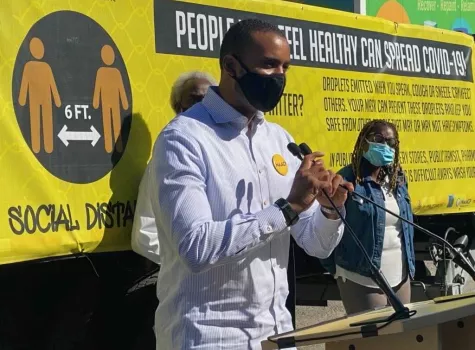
[361,324,379,338]
[276,336,297,349]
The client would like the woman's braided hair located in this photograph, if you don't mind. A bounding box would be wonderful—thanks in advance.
[351,119,400,191]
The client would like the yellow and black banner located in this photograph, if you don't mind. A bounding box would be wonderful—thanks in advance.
[1,0,474,264]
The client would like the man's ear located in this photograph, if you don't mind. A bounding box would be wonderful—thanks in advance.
[222,55,238,78]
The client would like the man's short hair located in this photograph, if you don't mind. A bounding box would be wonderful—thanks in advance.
[170,71,217,114]
[219,18,286,68]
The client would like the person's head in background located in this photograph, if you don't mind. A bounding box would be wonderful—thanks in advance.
[351,119,400,190]
[218,18,290,118]
[170,71,217,114]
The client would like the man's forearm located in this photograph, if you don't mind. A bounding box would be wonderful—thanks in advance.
[164,205,289,273]
[290,202,345,258]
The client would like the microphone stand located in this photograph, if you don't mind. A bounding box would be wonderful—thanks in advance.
[287,142,412,326]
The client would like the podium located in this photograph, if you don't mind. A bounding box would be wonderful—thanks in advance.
[262,293,475,349]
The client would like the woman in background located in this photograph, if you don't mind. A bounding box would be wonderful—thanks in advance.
[320,119,415,314]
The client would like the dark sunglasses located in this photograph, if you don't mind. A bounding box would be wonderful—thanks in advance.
[367,133,398,148]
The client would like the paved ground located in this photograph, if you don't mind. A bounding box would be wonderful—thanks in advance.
[294,263,475,350]
[295,302,345,350]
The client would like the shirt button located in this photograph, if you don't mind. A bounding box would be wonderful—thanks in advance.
[266,225,273,233]
[263,200,268,206]
[258,169,263,174]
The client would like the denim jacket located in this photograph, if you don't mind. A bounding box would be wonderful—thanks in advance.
[320,163,416,279]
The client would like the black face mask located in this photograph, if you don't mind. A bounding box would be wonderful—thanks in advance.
[232,55,286,112]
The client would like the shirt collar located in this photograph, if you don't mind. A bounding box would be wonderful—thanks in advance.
[202,86,265,129]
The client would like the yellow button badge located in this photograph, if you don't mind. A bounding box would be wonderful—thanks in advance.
[272,154,288,176]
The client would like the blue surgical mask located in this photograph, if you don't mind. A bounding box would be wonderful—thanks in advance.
[363,141,395,166]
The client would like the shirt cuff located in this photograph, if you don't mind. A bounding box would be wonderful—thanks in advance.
[314,204,346,239]
[255,205,288,236]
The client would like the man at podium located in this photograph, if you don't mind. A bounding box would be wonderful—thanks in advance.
[149,18,354,350]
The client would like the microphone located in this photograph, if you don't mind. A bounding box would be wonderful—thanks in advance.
[287,143,304,161]
[291,142,411,324]
[299,143,312,156]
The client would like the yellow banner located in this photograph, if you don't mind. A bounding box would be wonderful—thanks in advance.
[1,0,474,264]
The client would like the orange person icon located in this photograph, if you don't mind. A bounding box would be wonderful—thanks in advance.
[93,44,129,154]
[18,37,62,154]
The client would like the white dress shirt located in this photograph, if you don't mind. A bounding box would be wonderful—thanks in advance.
[148,87,345,350]
[131,162,160,265]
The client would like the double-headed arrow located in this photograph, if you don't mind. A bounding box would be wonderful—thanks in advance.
[58,125,101,147]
